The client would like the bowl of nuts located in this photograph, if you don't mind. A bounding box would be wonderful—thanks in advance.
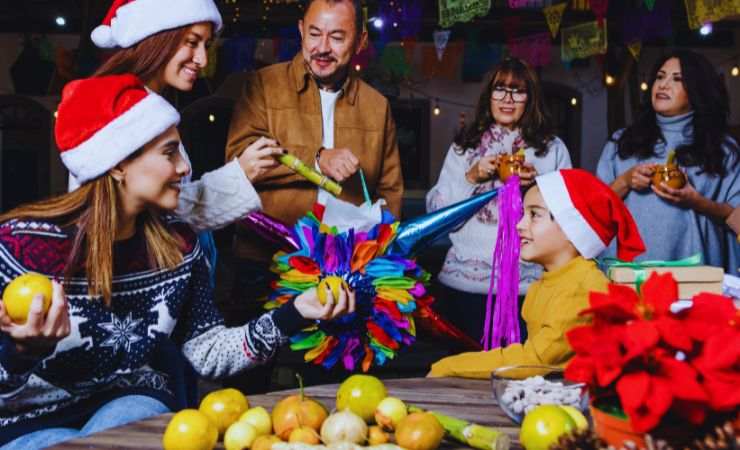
[491,365,588,424]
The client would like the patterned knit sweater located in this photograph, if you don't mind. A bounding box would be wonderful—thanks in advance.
[0,217,305,443]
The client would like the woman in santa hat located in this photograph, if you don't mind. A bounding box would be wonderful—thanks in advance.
[0,75,354,449]
[74,0,283,232]
[597,50,740,272]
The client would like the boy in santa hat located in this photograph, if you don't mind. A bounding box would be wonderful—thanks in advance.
[429,169,645,378]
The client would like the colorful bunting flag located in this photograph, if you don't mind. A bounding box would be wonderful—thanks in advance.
[544,3,568,38]
[561,20,608,61]
[627,41,642,60]
[380,45,411,78]
[433,30,451,61]
[623,0,672,43]
[422,42,465,80]
[439,0,491,28]
[590,0,609,25]
[571,0,590,11]
[644,0,656,10]
[684,0,740,30]
[462,30,502,81]
[508,32,552,67]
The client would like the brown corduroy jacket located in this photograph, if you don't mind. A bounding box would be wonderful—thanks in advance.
[226,53,404,262]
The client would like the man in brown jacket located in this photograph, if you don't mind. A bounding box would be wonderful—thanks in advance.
[223,0,403,377]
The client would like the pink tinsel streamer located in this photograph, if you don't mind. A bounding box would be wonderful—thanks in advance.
[482,176,523,350]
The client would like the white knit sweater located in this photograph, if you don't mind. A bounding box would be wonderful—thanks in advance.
[426,126,572,295]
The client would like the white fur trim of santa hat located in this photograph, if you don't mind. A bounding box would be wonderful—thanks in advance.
[61,93,180,184]
[92,0,223,49]
[535,171,607,259]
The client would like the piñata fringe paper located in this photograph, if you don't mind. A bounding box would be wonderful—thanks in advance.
[482,176,523,350]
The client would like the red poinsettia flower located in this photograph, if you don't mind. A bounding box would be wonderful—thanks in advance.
[616,348,707,432]
[566,272,739,433]
[692,326,740,411]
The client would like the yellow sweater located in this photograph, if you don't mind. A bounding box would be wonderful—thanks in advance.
[428,257,608,379]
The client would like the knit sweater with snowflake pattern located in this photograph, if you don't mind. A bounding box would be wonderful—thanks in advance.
[0,217,306,444]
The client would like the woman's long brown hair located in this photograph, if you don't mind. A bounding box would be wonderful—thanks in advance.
[455,57,555,156]
[0,175,184,306]
[93,27,190,86]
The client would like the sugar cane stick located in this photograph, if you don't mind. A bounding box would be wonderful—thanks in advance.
[277,153,343,196]
[408,406,510,450]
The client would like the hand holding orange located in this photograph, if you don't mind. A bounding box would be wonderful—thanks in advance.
[2,273,52,324]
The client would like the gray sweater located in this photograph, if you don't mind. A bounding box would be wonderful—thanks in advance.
[596,111,740,272]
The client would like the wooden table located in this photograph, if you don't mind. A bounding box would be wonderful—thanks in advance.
[52,377,522,449]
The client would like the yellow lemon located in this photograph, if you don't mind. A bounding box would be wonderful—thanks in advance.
[2,273,52,324]
[224,421,258,450]
[317,276,347,305]
[519,405,576,450]
[336,374,387,423]
[199,388,249,435]
[239,406,272,436]
[163,409,218,450]
[560,405,588,431]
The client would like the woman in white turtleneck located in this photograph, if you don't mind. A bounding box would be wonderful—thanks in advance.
[426,57,571,343]
[597,51,740,272]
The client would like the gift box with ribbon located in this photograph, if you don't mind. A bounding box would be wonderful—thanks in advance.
[603,254,724,299]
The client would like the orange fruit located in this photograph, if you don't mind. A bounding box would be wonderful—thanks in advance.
[163,409,218,450]
[272,394,328,440]
[336,374,387,422]
[519,405,576,450]
[288,426,321,444]
[2,273,52,324]
[252,435,283,450]
[199,388,249,436]
[395,412,445,450]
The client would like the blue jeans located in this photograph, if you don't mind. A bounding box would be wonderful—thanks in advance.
[1,395,170,450]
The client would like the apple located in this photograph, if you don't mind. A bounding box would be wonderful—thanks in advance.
[2,273,52,324]
[199,388,249,436]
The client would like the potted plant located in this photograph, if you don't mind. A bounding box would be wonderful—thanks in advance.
[564,272,739,448]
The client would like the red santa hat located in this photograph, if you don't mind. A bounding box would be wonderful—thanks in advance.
[91,0,223,49]
[535,169,645,261]
[55,74,180,184]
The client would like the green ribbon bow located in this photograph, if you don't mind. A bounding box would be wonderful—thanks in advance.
[601,253,702,292]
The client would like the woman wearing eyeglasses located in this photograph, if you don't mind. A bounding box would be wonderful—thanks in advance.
[426,57,571,343]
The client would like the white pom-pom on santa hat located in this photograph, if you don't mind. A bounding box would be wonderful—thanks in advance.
[535,169,646,262]
[91,0,223,49]
[55,74,180,184]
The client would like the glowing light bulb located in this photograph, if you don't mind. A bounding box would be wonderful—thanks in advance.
[699,23,713,36]
[55,16,66,26]
[208,114,215,123]
[640,81,649,91]
[605,74,615,86]
[570,97,577,106]
[731,66,740,77]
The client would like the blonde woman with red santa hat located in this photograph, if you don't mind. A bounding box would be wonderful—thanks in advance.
[429,169,645,379]
[70,0,284,232]
[0,75,354,449]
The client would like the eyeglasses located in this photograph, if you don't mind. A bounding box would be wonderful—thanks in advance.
[491,87,528,103]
